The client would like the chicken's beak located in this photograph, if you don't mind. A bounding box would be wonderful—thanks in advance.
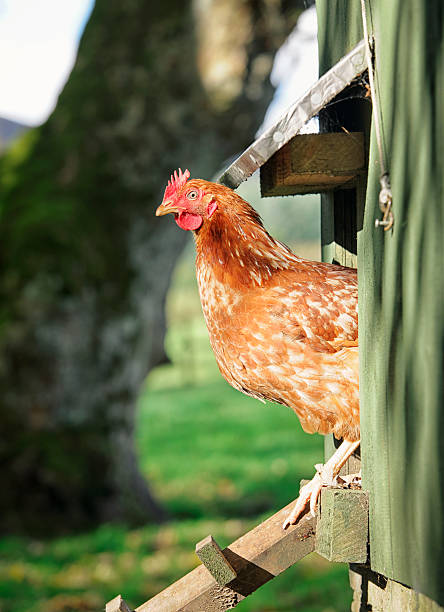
[156,200,180,217]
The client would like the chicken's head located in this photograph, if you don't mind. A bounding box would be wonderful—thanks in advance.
[155,169,218,231]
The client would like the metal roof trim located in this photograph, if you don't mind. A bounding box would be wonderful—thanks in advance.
[219,39,367,189]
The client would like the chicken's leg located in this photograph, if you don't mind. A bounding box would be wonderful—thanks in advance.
[283,439,360,529]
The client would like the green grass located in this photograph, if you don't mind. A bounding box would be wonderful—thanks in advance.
[139,381,322,520]
[0,378,351,612]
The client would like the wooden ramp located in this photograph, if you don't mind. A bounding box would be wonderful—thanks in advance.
[107,489,368,612]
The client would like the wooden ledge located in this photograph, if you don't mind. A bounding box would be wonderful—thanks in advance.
[261,132,365,196]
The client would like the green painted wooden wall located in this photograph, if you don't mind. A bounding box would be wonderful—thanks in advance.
[317,0,444,605]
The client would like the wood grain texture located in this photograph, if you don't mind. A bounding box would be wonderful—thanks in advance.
[135,502,316,611]
[316,488,368,563]
[318,62,371,481]
[261,132,365,196]
[319,0,444,606]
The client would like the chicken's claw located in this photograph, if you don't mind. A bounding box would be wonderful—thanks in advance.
[282,464,336,529]
[282,437,361,530]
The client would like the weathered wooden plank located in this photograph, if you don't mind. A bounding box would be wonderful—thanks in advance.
[106,595,134,612]
[195,535,237,586]
[316,488,368,563]
[260,132,365,196]
[219,40,366,189]
[135,501,316,611]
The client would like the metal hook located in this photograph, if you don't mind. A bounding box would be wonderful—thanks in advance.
[375,173,394,231]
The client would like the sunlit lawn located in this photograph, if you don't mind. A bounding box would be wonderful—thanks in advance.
[0,236,352,612]
[0,377,351,612]
[0,376,351,612]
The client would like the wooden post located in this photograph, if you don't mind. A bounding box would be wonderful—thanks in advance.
[316,488,368,563]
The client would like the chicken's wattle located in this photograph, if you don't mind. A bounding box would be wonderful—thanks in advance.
[175,211,203,231]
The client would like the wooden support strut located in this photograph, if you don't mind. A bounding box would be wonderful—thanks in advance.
[195,535,237,586]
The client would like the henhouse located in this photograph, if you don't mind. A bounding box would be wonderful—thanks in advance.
[107,1,444,610]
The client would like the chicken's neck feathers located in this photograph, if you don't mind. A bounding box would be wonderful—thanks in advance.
[194,208,304,289]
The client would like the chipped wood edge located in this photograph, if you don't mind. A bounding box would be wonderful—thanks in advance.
[106,594,134,612]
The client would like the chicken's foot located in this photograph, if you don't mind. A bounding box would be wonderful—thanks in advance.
[282,439,360,529]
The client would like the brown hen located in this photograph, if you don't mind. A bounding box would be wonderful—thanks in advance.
[156,169,360,528]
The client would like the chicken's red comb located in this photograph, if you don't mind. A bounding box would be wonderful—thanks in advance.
[163,168,190,201]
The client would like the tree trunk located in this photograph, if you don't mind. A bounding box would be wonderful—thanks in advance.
[0,0,299,534]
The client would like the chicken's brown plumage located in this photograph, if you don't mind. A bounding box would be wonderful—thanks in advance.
[156,170,360,527]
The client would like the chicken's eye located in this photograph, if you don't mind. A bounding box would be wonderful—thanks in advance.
[186,190,198,200]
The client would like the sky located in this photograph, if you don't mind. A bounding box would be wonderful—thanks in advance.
[261,6,318,133]
[0,0,94,126]
[0,1,317,129]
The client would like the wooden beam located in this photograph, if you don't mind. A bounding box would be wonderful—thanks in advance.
[316,488,368,563]
[107,487,371,610]
[135,501,316,611]
[260,132,365,196]
[195,535,237,586]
